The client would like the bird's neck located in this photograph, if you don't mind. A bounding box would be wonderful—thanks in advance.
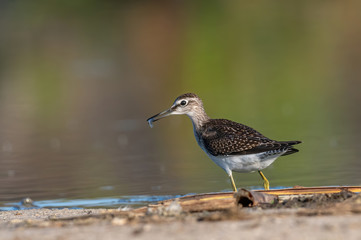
[186,107,210,131]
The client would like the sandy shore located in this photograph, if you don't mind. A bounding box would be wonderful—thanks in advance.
[0,208,360,240]
[1,191,361,240]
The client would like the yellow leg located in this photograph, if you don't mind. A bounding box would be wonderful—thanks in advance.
[229,173,237,192]
[258,170,270,190]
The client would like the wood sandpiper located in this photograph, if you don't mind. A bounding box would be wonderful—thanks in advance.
[147,93,301,191]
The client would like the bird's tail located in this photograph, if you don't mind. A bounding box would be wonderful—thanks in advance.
[281,140,302,146]
[280,140,302,156]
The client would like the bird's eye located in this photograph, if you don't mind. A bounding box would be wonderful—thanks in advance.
[180,100,187,106]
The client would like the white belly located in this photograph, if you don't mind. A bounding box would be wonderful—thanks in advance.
[206,152,282,175]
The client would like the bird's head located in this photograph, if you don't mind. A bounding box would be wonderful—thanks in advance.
[147,93,204,128]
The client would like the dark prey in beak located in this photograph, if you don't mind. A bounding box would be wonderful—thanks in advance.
[147,108,173,128]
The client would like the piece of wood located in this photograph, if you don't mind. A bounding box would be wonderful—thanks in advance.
[146,186,361,213]
[258,186,361,195]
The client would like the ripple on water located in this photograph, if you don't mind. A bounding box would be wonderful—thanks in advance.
[0,195,186,211]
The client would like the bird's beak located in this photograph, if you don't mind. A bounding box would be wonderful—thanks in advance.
[147,107,174,128]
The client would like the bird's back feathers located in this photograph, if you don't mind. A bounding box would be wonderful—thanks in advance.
[200,119,301,156]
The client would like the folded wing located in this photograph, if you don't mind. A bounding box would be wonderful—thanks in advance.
[201,119,301,156]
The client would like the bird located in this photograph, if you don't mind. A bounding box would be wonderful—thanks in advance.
[147,93,301,191]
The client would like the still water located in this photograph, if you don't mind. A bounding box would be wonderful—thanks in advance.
[0,115,360,210]
[0,195,185,211]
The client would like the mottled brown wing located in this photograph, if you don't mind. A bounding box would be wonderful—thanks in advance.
[201,119,288,156]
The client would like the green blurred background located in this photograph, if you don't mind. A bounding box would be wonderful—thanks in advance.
[0,1,360,202]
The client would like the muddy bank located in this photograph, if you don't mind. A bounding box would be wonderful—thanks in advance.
[1,189,361,240]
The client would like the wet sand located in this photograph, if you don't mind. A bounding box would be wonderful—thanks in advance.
[1,191,361,240]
